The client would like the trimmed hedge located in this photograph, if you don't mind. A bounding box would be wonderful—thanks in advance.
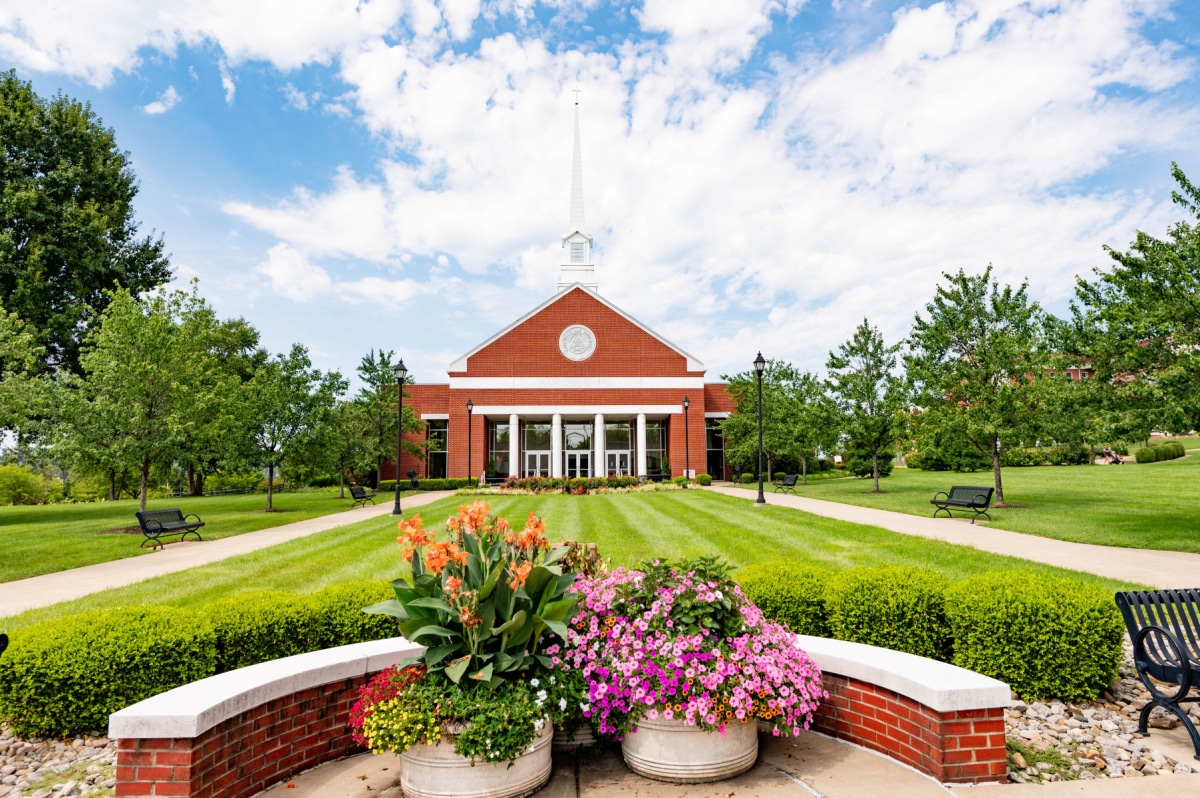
[737,562,831,637]
[0,607,217,737]
[0,582,401,736]
[827,567,952,661]
[379,478,475,492]
[695,473,713,486]
[737,561,1124,701]
[1134,442,1185,464]
[946,573,1123,702]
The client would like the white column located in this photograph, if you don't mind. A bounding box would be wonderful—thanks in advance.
[594,414,605,478]
[508,413,520,477]
[636,413,648,478]
[551,414,563,478]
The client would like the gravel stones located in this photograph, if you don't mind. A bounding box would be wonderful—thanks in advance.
[1005,635,1199,783]
[0,726,115,798]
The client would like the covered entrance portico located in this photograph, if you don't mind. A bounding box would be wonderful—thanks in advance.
[477,404,678,479]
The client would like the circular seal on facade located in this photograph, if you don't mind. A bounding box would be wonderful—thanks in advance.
[559,324,597,361]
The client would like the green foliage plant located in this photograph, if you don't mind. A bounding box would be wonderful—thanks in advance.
[827,320,909,492]
[0,607,216,736]
[367,501,580,687]
[1134,441,1185,463]
[827,567,952,661]
[736,561,831,637]
[0,463,53,505]
[695,473,713,486]
[203,590,322,672]
[946,573,1123,701]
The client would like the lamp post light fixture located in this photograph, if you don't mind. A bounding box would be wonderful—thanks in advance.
[682,395,691,481]
[466,399,474,483]
[392,359,408,516]
[754,352,766,505]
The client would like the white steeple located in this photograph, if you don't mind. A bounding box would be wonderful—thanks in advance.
[558,95,597,293]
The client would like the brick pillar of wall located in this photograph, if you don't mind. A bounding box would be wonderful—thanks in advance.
[814,673,1006,784]
[115,675,367,798]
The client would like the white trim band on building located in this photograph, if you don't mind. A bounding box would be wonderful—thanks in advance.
[420,413,449,420]
[704,412,729,419]
[795,635,1010,713]
[470,404,683,416]
[448,377,706,390]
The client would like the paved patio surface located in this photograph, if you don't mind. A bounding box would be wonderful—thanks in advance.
[707,485,1200,588]
[0,491,454,617]
[264,732,1200,798]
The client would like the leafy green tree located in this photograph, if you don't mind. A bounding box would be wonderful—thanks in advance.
[1068,163,1200,434]
[0,303,43,432]
[781,369,839,484]
[906,267,1047,504]
[299,400,374,498]
[355,349,422,487]
[56,287,233,511]
[826,319,908,492]
[242,345,346,510]
[0,70,171,375]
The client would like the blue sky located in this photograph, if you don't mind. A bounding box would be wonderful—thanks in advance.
[4,0,1200,389]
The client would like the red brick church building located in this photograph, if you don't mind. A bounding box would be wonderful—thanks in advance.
[388,103,734,482]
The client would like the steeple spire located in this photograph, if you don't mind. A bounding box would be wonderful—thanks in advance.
[559,93,597,293]
[569,97,585,232]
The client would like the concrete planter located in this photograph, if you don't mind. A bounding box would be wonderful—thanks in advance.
[399,720,553,798]
[551,723,597,751]
[621,715,758,783]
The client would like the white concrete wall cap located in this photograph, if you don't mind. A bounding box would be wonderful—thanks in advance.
[108,638,424,740]
[796,635,1010,714]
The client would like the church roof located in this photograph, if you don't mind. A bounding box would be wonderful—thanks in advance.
[448,284,705,373]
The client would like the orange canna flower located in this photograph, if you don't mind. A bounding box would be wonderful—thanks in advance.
[508,561,533,590]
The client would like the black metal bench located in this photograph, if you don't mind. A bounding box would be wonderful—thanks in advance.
[930,486,995,524]
[135,509,205,550]
[1115,589,1200,761]
[773,474,799,494]
[349,485,376,508]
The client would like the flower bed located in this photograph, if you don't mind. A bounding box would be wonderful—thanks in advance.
[457,475,686,496]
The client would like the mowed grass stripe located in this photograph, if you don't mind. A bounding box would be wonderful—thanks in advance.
[0,491,1137,632]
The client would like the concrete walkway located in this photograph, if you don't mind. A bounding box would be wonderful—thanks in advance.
[267,732,1200,798]
[707,485,1200,588]
[0,491,455,618]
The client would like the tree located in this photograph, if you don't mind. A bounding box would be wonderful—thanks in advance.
[242,345,346,510]
[906,267,1046,504]
[779,369,839,484]
[826,319,908,492]
[0,303,43,432]
[354,348,422,487]
[299,400,374,498]
[1069,163,1200,434]
[57,287,233,511]
[0,70,171,375]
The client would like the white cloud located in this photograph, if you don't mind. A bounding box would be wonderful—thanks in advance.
[218,58,236,104]
[142,85,181,114]
[254,243,333,301]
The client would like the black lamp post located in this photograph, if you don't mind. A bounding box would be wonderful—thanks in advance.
[754,352,766,505]
[392,359,408,516]
[466,399,474,483]
[682,395,691,481]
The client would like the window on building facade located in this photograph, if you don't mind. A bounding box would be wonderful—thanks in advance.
[705,419,725,480]
[645,421,667,475]
[570,242,585,263]
[427,420,448,479]
[488,422,510,476]
[524,423,552,451]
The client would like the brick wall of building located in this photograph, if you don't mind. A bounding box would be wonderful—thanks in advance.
[813,673,1007,785]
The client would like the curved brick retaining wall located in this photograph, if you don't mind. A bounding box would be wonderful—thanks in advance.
[108,635,1009,796]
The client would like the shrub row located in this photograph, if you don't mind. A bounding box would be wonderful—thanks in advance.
[1000,444,1090,467]
[0,581,397,737]
[1133,442,1185,463]
[378,478,476,492]
[737,563,1123,702]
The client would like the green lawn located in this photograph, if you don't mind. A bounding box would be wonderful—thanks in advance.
[0,489,408,582]
[0,490,1136,632]
[732,444,1200,553]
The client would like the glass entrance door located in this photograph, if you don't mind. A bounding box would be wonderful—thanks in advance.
[524,451,550,477]
[565,451,591,478]
[606,451,631,476]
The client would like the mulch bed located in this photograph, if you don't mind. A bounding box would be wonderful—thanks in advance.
[96,526,142,535]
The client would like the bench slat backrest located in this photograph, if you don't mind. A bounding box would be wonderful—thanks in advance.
[947,486,993,506]
[782,475,798,486]
[137,509,186,526]
[350,486,368,498]
[1116,589,1200,665]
